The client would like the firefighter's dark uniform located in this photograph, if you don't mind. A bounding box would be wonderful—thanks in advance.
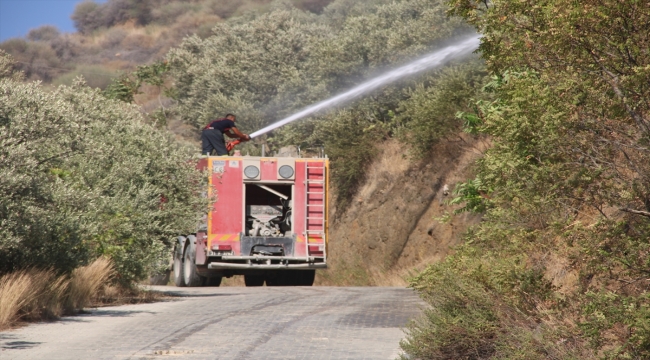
[201,118,237,155]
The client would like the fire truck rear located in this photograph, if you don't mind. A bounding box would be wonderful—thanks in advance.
[173,152,328,287]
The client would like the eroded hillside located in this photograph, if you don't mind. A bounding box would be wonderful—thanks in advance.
[317,135,489,286]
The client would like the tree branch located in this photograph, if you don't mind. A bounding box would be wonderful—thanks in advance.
[620,208,650,218]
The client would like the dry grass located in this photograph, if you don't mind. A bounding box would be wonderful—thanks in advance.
[0,271,35,328]
[0,257,115,330]
[66,257,114,311]
[94,284,168,306]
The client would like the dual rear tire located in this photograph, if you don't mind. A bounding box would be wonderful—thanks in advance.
[173,237,222,287]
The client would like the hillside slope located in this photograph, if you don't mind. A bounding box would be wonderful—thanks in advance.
[0,0,333,87]
[318,135,488,286]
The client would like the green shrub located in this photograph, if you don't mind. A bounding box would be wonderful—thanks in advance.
[401,267,500,359]
[0,54,206,282]
[398,60,488,158]
[52,65,117,89]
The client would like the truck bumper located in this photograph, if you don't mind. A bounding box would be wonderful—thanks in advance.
[207,256,326,270]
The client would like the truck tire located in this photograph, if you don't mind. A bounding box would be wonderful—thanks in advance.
[205,276,222,287]
[173,244,185,287]
[265,271,295,286]
[296,270,315,286]
[244,275,265,286]
[183,237,203,287]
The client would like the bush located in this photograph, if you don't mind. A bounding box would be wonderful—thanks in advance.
[101,27,128,48]
[0,38,68,81]
[52,65,117,89]
[401,269,499,359]
[72,1,103,34]
[399,60,488,158]
[151,1,196,23]
[27,25,61,42]
[0,53,206,282]
[72,0,154,34]
[292,0,333,14]
[207,0,243,19]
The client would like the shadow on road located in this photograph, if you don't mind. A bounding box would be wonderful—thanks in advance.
[75,309,158,319]
[156,291,240,298]
[1,335,42,350]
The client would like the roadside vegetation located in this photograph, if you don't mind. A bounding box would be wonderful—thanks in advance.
[400,0,650,358]
[0,258,112,330]
[0,50,206,284]
[0,257,164,330]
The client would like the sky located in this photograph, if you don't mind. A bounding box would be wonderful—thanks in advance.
[0,0,107,42]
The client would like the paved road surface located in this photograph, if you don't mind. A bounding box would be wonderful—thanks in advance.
[0,286,424,360]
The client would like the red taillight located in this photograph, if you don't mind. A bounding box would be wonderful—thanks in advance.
[212,244,232,251]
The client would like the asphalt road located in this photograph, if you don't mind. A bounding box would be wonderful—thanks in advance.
[0,286,424,360]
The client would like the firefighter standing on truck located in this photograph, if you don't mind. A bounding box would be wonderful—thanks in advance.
[201,113,250,155]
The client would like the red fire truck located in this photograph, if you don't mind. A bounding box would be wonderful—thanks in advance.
[172,153,329,287]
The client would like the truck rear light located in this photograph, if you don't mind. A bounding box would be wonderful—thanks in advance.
[212,244,232,251]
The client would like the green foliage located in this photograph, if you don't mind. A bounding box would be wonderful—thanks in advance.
[401,267,500,359]
[398,59,488,157]
[402,0,650,357]
[0,50,23,81]
[401,239,578,359]
[312,108,385,208]
[0,54,205,282]
[448,177,492,214]
[103,61,170,102]
[52,65,117,90]
[103,75,140,102]
[580,290,650,358]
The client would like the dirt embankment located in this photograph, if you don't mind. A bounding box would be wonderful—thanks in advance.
[317,134,490,286]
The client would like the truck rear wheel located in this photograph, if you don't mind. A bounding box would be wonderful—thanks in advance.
[173,245,185,287]
[244,274,265,286]
[296,270,315,286]
[264,271,286,286]
[205,276,222,286]
[183,240,203,287]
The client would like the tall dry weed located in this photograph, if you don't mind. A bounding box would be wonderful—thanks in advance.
[0,258,115,330]
[0,271,34,329]
[65,257,115,311]
[20,269,69,321]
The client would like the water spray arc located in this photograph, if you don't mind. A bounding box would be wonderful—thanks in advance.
[247,34,481,139]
